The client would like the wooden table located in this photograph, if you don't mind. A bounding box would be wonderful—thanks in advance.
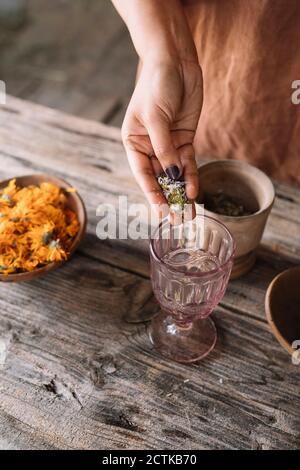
[0,96,299,450]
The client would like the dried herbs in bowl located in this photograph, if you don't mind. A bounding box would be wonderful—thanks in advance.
[203,191,254,217]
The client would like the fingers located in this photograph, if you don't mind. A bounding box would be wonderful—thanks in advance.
[149,153,163,177]
[122,141,198,227]
[146,122,199,200]
[124,145,169,218]
[145,116,182,180]
[178,143,199,200]
[122,107,199,224]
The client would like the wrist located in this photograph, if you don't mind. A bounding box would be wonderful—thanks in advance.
[118,0,198,64]
[140,34,198,66]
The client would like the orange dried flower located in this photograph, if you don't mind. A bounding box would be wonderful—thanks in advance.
[0,179,80,274]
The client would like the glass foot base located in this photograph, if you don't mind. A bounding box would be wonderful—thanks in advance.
[149,313,217,363]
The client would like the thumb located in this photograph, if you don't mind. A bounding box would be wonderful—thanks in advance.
[146,116,182,180]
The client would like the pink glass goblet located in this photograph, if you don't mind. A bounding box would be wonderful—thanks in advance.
[149,214,235,363]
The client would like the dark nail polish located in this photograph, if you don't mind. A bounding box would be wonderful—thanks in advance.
[165,165,180,180]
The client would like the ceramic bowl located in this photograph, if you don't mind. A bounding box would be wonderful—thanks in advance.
[0,174,87,282]
[196,160,275,278]
[265,266,300,355]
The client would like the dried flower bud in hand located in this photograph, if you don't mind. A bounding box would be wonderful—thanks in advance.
[157,174,189,213]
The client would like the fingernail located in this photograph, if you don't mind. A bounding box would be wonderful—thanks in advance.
[165,165,180,180]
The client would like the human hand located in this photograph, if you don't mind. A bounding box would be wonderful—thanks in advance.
[122,58,203,212]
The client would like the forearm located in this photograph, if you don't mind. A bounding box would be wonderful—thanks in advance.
[111,0,197,63]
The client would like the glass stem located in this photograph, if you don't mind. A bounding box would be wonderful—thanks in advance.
[174,319,193,330]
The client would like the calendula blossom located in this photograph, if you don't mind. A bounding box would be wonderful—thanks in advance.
[0,179,80,274]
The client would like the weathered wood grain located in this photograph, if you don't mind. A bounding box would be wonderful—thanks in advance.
[0,0,137,126]
[0,96,299,450]
[0,253,299,450]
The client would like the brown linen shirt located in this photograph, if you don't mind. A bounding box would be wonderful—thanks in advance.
[182,0,300,184]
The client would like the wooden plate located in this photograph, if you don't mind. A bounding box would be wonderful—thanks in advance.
[265,266,300,355]
[0,174,87,282]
